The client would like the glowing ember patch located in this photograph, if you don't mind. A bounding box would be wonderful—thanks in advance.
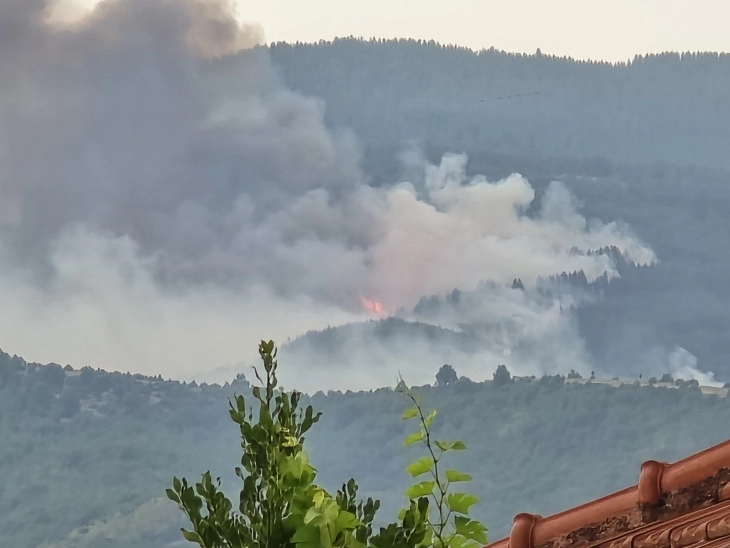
[360,296,386,317]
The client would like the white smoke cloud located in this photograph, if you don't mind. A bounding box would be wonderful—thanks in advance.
[361,153,654,312]
[668,347,723,387]
[0,0,658,391]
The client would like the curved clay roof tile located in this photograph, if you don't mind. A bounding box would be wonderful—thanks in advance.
[484,438,730,548]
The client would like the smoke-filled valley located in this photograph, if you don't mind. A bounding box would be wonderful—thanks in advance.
[3,0,730,546]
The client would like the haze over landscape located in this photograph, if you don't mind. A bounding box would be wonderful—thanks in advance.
[2,0,730,547]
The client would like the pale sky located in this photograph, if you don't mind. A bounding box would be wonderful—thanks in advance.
[59,0,729,62]
[241,0,729,61]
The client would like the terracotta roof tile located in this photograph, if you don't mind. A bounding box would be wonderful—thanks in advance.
[484,438,730,548]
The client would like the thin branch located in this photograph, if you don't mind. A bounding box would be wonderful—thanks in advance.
[405,389,448,547]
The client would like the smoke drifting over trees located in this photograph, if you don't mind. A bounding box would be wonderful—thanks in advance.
[0,0,658,390]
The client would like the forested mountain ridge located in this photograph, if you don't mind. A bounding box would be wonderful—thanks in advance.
[3,348,730,547]
[252,39,730,382]
[267,38,730,174]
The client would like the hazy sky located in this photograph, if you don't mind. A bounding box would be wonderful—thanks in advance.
[59,0,729,61]
[240,0,727,61]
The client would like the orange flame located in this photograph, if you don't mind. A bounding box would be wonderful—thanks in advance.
[360,296,386,317]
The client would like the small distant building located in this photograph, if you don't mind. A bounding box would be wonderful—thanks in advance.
[484,438,730,548]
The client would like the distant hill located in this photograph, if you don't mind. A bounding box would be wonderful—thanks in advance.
[3,348,730,547]
[276,247,727,386]
[256,39,730,383]
[277,318,488,389]
[267,39,730,175]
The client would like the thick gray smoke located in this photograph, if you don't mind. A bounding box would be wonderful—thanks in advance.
[0,0,657,391]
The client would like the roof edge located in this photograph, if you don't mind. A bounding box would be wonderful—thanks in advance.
[485,438,730,548]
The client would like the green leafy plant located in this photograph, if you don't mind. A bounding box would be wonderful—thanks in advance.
[398,380,488,548]
[166,340,487,548]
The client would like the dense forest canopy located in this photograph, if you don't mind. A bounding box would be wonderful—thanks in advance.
[2,349,729,547]
[268,38,730,174]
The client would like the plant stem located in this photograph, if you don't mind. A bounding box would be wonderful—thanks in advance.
[407,391,447,547]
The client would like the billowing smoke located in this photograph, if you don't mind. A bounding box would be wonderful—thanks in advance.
[667,347,723,387]
[0,0,656,391]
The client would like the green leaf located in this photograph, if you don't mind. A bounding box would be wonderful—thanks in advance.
[445,469,472,483]
[304,505,324,526]
[165,489,180,503]
[434,440,467,452]
[421,527,434,547]
[406,456,433,477]
[454,515,489,544]
[402,407,419,420]
[181,529,205,546]
[282,435,299,447]
[446,493,479,515]
[279,455,303,480]
[404,430,424,446]
[348,536,368,548]
[312,489,325,507]
[335,510,361,530]
[322,498,342,524]
[423,409,438,428]
[292,523,321,545]
[405,480,437,499]
[448,534,469,548]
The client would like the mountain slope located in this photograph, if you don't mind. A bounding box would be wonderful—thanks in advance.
[3,350,730,547]
[268,39,730,173]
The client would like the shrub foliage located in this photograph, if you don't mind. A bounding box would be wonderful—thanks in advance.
[167,340,488,548]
